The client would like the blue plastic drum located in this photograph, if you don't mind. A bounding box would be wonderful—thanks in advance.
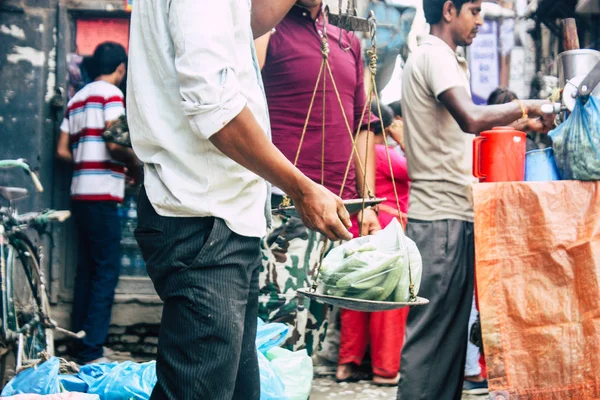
[524,148,561,182]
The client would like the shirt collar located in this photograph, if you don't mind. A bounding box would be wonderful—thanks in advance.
[290,4,322,21]
[420,34,466,63]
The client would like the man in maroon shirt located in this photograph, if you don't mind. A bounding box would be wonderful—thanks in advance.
[256,0,379,355]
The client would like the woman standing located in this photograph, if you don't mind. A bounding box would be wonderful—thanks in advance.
[336,102,410,385]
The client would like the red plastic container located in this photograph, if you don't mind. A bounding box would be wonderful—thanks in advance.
[473,127,527,182]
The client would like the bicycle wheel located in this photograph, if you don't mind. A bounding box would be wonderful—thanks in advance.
[0,233,53,386]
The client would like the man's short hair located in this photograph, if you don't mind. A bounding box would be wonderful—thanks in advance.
[487,87,518,105]
[388,100,403,118]
[370,102,395,135]
[86,42,127,79]
[423,0,475,25]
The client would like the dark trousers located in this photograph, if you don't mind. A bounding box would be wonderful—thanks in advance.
[135,188,261,400]
[71,200,121,363]
[397,219,475,400]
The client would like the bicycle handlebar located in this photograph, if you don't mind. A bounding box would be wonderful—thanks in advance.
[14,210,71,225]
[0,159,44,193]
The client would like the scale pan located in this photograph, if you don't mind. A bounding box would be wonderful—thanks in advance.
[297,288,429,312]
[274,198,386,218]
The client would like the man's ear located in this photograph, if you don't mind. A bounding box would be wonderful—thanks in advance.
[117,62,126,76]
[442,0,455,23]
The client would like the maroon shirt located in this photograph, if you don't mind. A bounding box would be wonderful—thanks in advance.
[262,6,377,200]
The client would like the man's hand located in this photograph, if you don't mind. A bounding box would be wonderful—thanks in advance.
[289,181,353,242]
[439,88,555,134]
[125,162,144,186]
[208,107,353,242]
[356,207,381,236]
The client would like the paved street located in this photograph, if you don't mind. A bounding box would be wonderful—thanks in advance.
[310,377,488,400]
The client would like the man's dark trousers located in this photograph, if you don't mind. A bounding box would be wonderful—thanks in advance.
[71,200,122,363]
[397,219,475,400]
[135,188,261,400]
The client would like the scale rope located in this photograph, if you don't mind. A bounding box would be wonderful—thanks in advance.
[284,6,415,302]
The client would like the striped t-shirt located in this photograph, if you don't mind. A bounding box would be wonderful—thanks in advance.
[60,81,126,202]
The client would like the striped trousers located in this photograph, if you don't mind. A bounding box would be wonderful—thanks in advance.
[136,188,261,400]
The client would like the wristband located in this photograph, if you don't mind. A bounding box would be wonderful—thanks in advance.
[512,99,528,120]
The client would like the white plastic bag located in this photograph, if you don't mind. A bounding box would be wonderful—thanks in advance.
[266,347,313,400]
[319,219,422,302]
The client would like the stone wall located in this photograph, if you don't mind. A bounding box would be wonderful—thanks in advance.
[55,324,161,360]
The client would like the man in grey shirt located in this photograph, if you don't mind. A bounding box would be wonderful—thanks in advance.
[398,0,553,399]
[127,1,352,399]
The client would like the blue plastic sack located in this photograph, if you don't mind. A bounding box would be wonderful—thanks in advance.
[1,357,60,396]
[73,362,119,393]
[550,96,600,180]
[256,318,289,354]
[259,350,288,400]
[86,361,156,400]
[59,374,88,393]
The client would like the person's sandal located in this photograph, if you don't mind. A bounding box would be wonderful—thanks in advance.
[335,371,370,383]
[335,364,370,383]
[373,373,400,386]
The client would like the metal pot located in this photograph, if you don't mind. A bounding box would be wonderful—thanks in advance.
[557,49,600,87]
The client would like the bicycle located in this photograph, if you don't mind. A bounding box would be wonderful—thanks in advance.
[0,159,84,386]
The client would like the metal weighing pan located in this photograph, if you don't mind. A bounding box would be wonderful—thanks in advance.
[297,288,429,312]
[274,198,387,218]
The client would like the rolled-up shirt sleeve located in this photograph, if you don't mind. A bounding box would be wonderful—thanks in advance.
[168,0,247,139]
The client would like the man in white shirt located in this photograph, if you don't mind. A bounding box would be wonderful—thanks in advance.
[127,1,352,399]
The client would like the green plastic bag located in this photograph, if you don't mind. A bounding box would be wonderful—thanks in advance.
[266,348,313,400]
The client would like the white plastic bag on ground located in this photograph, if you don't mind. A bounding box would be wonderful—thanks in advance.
[266,347,313,400]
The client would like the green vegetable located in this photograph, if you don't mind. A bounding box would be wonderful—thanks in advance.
[336,254,400,289]
[344,248,356,258]
[393,238,423,302]
[357,243,377,253]
[351,271,388,289]
[355,286,385,300]
[376,257,404,300]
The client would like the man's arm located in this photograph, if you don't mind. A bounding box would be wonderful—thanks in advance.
[254,31,272,70]
[250,0,295,39]
[210,107,352,241]
[56,131,73,163]
[354,130,376,199]
[351,38,380,236]
[354,129,380,236]
[168,0,351,241]
[438,87,553,134]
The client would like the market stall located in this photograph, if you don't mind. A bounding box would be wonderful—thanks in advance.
[472,19,600,399]
[474,181,600,399]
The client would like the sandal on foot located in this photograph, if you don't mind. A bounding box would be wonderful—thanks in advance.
[373,374,400,386]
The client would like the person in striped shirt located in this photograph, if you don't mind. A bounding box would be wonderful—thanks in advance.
[56,42,140,365]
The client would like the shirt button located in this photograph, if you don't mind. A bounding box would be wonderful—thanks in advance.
[302,12,307,16]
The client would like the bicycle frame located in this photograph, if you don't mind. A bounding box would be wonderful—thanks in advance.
[0,159,80,375]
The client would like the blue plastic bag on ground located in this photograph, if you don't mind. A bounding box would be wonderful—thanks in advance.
[550,96,600,180]
[266,347,313,400]
[1,357,60,396]
[259,350,288,400]
[86,361,156,400]
[76,362,118,391]
[256,318,289,354]
[59,375,88,393]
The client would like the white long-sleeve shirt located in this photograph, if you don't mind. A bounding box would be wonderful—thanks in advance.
[127,0,271,238]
